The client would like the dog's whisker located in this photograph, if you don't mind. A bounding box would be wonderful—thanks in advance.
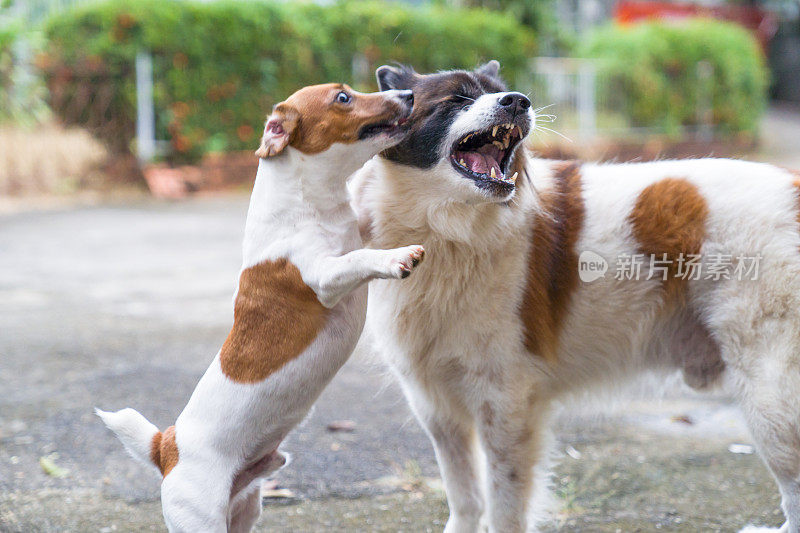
[535,125,573,143]
[533,103,556,114]
[532,129,554,146]
[454,94,476,102]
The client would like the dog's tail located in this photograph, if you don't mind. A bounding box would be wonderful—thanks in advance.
[95,407,167,474]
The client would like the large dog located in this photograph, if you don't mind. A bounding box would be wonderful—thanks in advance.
[351,61,800,532]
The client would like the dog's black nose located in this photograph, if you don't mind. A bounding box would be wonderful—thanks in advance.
[498,92,530,112]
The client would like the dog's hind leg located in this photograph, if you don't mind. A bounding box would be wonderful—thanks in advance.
[228,483,263,533]
[729,336,800,533]
[400,379,485,533]
[160,460,233,533]
[227,450,287,533]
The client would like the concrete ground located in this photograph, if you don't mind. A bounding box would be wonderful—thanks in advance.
[0,193,785,533]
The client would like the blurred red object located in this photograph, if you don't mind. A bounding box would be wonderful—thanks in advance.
[614,1,778,50]
[143,165,201,199]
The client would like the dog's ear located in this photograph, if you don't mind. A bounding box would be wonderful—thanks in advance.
[475,60,501,80]
[255,103,299,159]
[376,64,417,92]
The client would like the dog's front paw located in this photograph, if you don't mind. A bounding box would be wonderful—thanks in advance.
[386,245,425,279]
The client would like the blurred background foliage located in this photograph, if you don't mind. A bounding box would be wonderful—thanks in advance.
[0,0,774,164]
[0,18,49,125]
[582,19,768,135]
[39,0,535,162]
[434,0,556,32]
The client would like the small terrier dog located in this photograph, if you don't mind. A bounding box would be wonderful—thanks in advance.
[97,83,423,532]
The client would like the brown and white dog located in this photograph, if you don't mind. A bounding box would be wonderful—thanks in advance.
[97,83,424,532]
[351,61,800,532]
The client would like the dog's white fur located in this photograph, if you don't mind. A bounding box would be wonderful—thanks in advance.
[98,87,423,533]
[352,92,800,532]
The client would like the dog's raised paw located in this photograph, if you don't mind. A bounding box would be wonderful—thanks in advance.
[387,245,425,279]
[408,246,425,268]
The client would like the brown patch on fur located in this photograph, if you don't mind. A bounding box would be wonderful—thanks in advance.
[220,259,329,383]
[629,178,708,295]
[150,425,179,477]
[630,180,720,388]
[521,162,585,362]
[256,84,407,157]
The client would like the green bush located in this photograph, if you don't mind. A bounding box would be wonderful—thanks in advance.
[0,21,17,80]
[0,21,49,125]
[580,19,768,136]
[41,0,536,162]
[1,22,21,122]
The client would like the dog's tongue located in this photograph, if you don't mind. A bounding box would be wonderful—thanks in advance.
[455,145,502,177]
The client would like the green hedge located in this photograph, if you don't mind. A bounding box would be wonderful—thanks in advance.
[0,21,49,125]
[0,22,20,122]
[581,19,768,135]
[41,0,536,162]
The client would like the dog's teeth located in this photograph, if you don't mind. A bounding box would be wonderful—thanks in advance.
[493,140,504,149]
[459,158,466,166]
[509,172,518,184]
[492,126,499,138]
[490,167,496,179]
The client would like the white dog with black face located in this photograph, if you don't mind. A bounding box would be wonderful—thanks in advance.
[352,61,800,532]
[98,83,425,533]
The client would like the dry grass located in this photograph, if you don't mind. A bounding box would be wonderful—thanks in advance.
[0,123,109,196]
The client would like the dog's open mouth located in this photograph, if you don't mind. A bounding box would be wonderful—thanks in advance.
[450,123,523,189]
[359,116,409,140]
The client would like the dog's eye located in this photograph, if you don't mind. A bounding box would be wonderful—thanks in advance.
[335,91,351,104]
